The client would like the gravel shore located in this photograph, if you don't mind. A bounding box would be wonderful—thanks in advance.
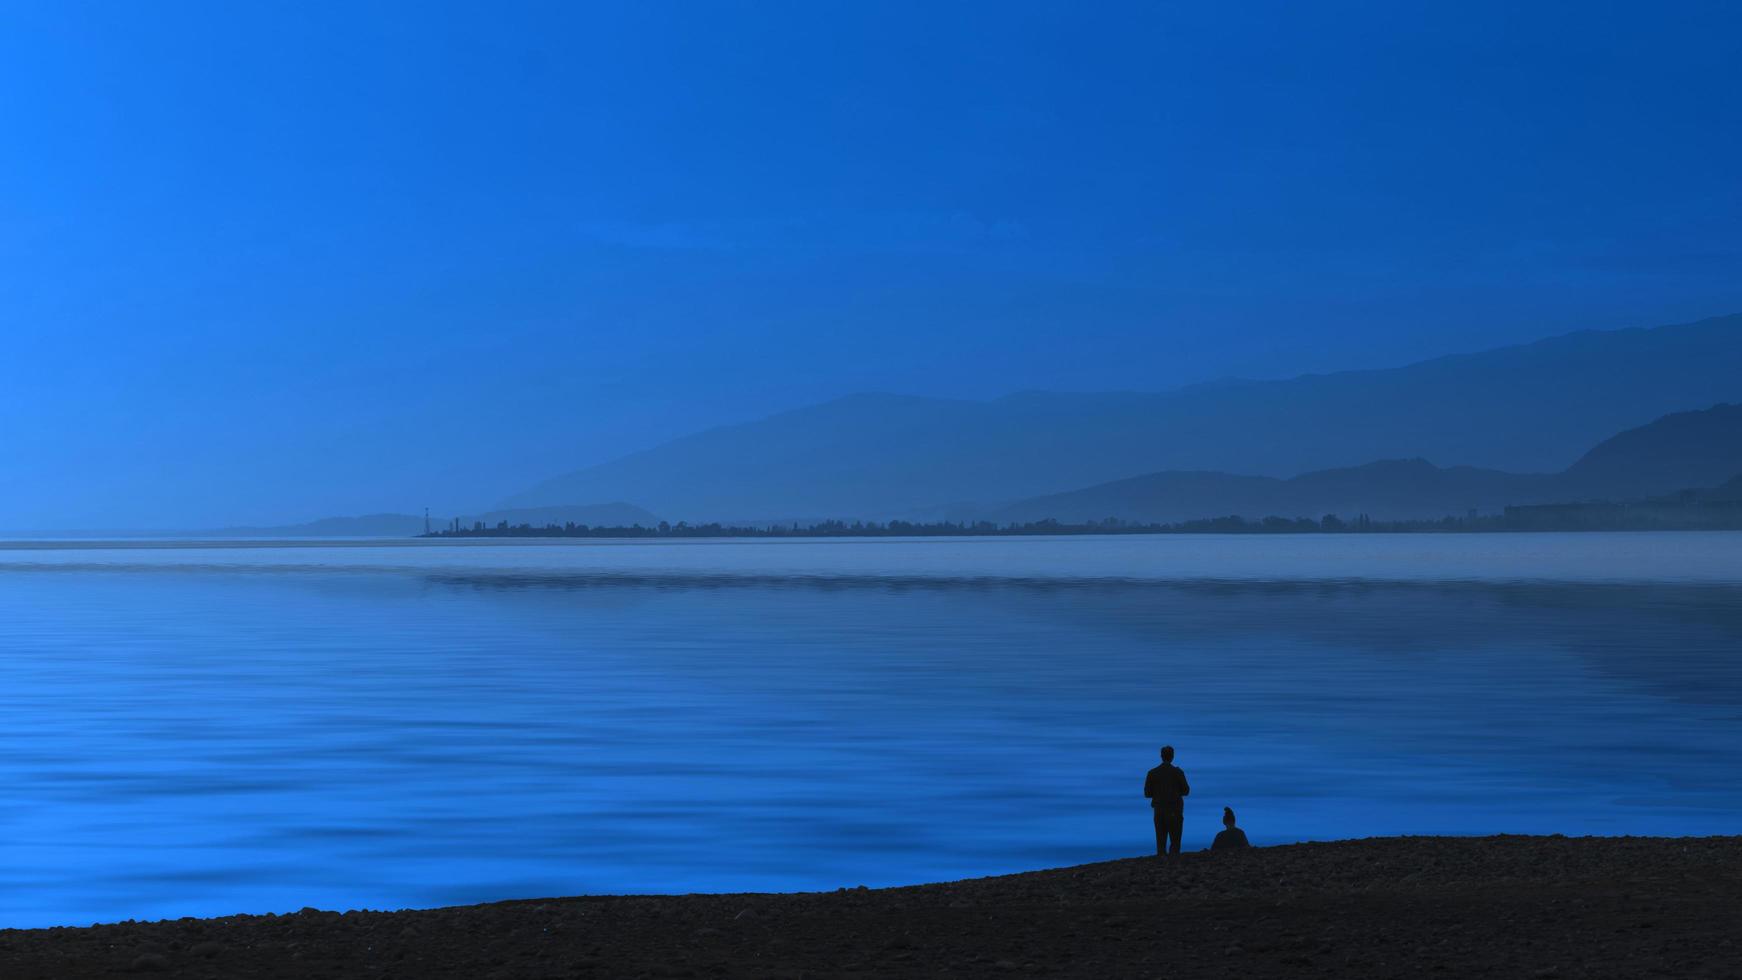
[2,835,1737,979]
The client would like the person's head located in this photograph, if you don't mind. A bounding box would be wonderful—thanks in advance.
[1223,807,1237,828]
[1160,745,1174,763]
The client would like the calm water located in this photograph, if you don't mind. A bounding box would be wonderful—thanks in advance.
[1,533,1740,928]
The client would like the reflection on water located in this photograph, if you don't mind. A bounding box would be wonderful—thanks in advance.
[0,535,1739,928]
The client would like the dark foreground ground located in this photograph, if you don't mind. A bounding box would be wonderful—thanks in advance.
[3,836,1738,979]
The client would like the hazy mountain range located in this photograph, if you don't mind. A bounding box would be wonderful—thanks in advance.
[991,403,1742,524]
[67,312,1740,537]
[503,313,1742,523]
[191,402,1742,536]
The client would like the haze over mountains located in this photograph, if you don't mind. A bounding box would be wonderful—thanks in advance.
[993,403,1742,524]
[199,402,1742,536]
[50,314,1739,537]
[505,314,1742,523]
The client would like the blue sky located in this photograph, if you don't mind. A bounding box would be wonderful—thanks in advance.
[2,1,1739,528]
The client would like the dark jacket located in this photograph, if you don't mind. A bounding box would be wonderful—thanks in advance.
[1211,827,1250,850]
[1143,763,1190,810]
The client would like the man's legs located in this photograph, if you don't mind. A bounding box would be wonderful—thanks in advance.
[1161,808,1183,855]
[1152,809,1168,855]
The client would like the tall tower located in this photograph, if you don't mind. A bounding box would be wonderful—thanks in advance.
[424,507,430,536]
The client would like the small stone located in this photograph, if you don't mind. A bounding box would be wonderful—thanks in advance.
[733,908,757,921]
[191,940,223,958]
[129,953,169,972]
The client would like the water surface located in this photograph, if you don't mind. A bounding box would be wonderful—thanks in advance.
[1,533,1739,927]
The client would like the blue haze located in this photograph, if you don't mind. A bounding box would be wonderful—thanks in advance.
[3,535,1740,927]
[3,2,1741,527]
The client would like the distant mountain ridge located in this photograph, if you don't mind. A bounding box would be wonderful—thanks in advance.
[992,403,1742,523]
[171,402,1742,536]
[1557,401,1742,501]
[504,314,1742,521]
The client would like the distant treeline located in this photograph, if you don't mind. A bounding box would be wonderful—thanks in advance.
[424,500,1742,539]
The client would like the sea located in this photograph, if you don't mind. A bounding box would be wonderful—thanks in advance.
[1,532,1739,928]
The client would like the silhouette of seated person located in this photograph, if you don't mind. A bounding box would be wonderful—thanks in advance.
[1211,806,1250,850]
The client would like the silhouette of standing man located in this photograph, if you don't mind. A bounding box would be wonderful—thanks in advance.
[1143,745,1190,855]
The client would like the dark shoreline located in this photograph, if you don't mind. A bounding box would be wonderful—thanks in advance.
[3,835,1737,978]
